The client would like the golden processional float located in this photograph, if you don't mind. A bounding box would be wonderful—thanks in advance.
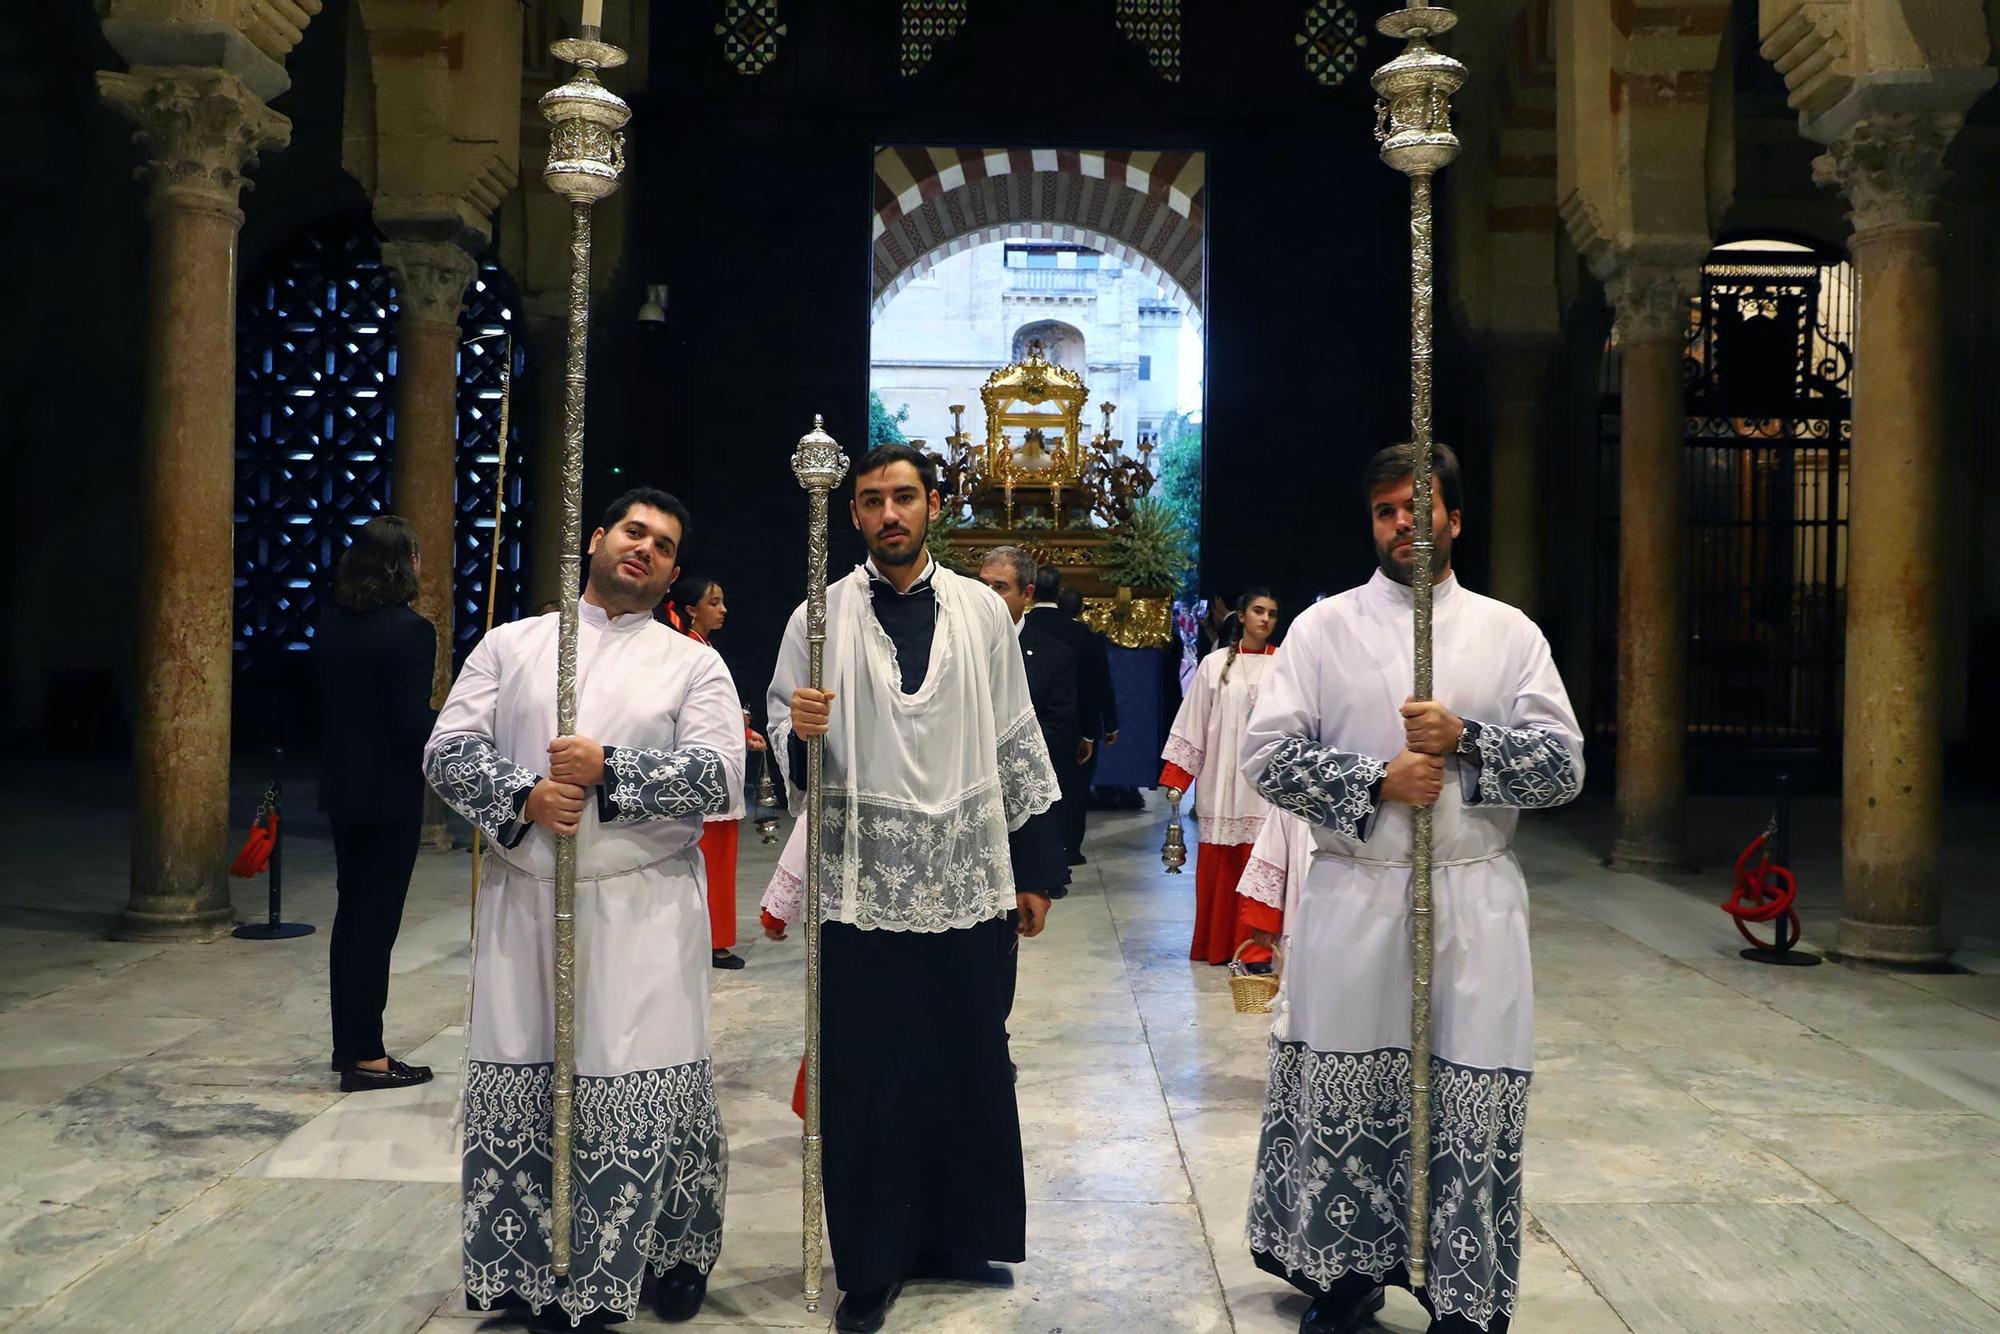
[930,340,1179,650]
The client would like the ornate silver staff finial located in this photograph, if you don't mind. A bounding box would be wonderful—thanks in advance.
[538,3,630,1284]
[1370,0,1464,1296]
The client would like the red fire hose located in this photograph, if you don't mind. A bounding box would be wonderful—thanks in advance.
[1721,821,1799,952]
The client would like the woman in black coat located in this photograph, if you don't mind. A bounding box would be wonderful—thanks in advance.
[315,516,439,1092]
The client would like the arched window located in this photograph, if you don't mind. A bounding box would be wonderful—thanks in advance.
[1011,319,1085,368]
[234,217,529,744]
[1592,238,1854,772]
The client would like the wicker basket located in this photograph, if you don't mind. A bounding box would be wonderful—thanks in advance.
[1227,939,1281,1014]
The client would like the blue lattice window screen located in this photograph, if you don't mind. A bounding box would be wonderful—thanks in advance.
[235,221,529,690]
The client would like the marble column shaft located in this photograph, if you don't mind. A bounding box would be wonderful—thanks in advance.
[1609,269,1695,872]
[1484,335,1556,616]
[382,240,477,708]
[1817,115,1957,965]
[98,67,289,938]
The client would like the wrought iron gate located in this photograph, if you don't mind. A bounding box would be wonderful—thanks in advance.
[1592,242,1854,775]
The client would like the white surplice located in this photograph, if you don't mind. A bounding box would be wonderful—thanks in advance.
[424,604,744,1324]
[1163,645,1276,846]
[1237,571,1582,1331]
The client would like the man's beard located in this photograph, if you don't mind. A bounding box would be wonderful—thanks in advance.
[1376,532,1451,586]
[587,545,665,611]
[864,512,928,568]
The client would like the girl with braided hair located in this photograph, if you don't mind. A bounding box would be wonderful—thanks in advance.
[664,575,765,969]
[1158,587,1283,966]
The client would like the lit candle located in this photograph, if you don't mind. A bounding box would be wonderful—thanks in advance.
[581,0,603,28]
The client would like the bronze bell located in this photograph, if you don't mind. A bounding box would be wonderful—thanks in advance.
[1161,789,1188,873]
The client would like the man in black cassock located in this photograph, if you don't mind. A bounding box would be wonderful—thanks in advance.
[768,444,1063,1333]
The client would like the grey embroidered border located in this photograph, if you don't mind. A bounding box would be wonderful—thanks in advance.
[604,744,730,824]
[1246,1039,1529,1331]
[463,1059,727,1324]
[428,735,538,846]
[996,708,1061,830]
[1252,737,1386,841]
[1467,724,1581,810]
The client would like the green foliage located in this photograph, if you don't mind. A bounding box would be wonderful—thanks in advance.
[869,391,911,448]
[1154,412,1202,588]
[1104,498,1195,594]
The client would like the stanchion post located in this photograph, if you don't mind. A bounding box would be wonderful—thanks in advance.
[233,747,315,941]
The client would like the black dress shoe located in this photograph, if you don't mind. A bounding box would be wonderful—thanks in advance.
[339,1057,433,1093]
[834,1282,903,1333]
[652,1262,707,1322]
[711,950,746,970]
[1300,1284,1386,1333]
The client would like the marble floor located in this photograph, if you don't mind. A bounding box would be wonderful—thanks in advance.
[3,789,1999,1333]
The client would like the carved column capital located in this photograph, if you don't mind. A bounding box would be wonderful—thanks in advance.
[96,66,290,221]
[1811,112,1962,233]
[380,238,479,328]
[1608,264,1698,345]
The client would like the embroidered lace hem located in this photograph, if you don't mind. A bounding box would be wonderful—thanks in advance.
[462,1058,727,1324]
[997,707,1060,830]
[1245,1039,1529,1330]
[1198,813,1265,847]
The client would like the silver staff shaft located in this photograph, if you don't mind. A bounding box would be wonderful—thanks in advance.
[1371,3,1464,1291]
[790,416,848,1311]
[539,15,630,1279]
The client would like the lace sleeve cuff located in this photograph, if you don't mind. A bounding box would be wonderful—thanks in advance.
[761,863,804,925]
[997,710,1060,831]
[600,745,731,825]
[1253,736,1387,841]
[1237,854,1286,908]
[426,736,538,848]
[1463,721,1582,810]
[1161,733,1203,778]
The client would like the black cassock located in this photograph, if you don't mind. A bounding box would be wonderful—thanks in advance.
[789,567,1063,1294]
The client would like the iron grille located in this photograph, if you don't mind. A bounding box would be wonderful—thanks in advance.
[234,219,529,744]
[1592,245,1854,774]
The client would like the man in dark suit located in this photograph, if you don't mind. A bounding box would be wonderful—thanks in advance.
[1028,569,1115,865]
[1055,585,1118,853]
[979,547,1075,1021]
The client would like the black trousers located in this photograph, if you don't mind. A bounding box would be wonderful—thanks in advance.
[821,918,1026,1294]
[1252,1253,1511,1334]
[1058,755,1091,860]
[328,816,422,1066]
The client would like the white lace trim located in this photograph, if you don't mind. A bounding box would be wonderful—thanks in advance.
[1237,854,1286,908]
[462,1059,726,1324]
[1161,732,1203,778]
[1246,1040,1529,1329]
[1198,813,1265,846]
[997,707,1060,830]
[761,864,803,926]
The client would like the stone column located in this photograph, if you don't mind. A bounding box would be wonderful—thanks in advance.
[98,68,289,938]
[1816,115,1957,965]
[380,238,476,849]
[1608,266,1696,872]
[1484,334,1555,615]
